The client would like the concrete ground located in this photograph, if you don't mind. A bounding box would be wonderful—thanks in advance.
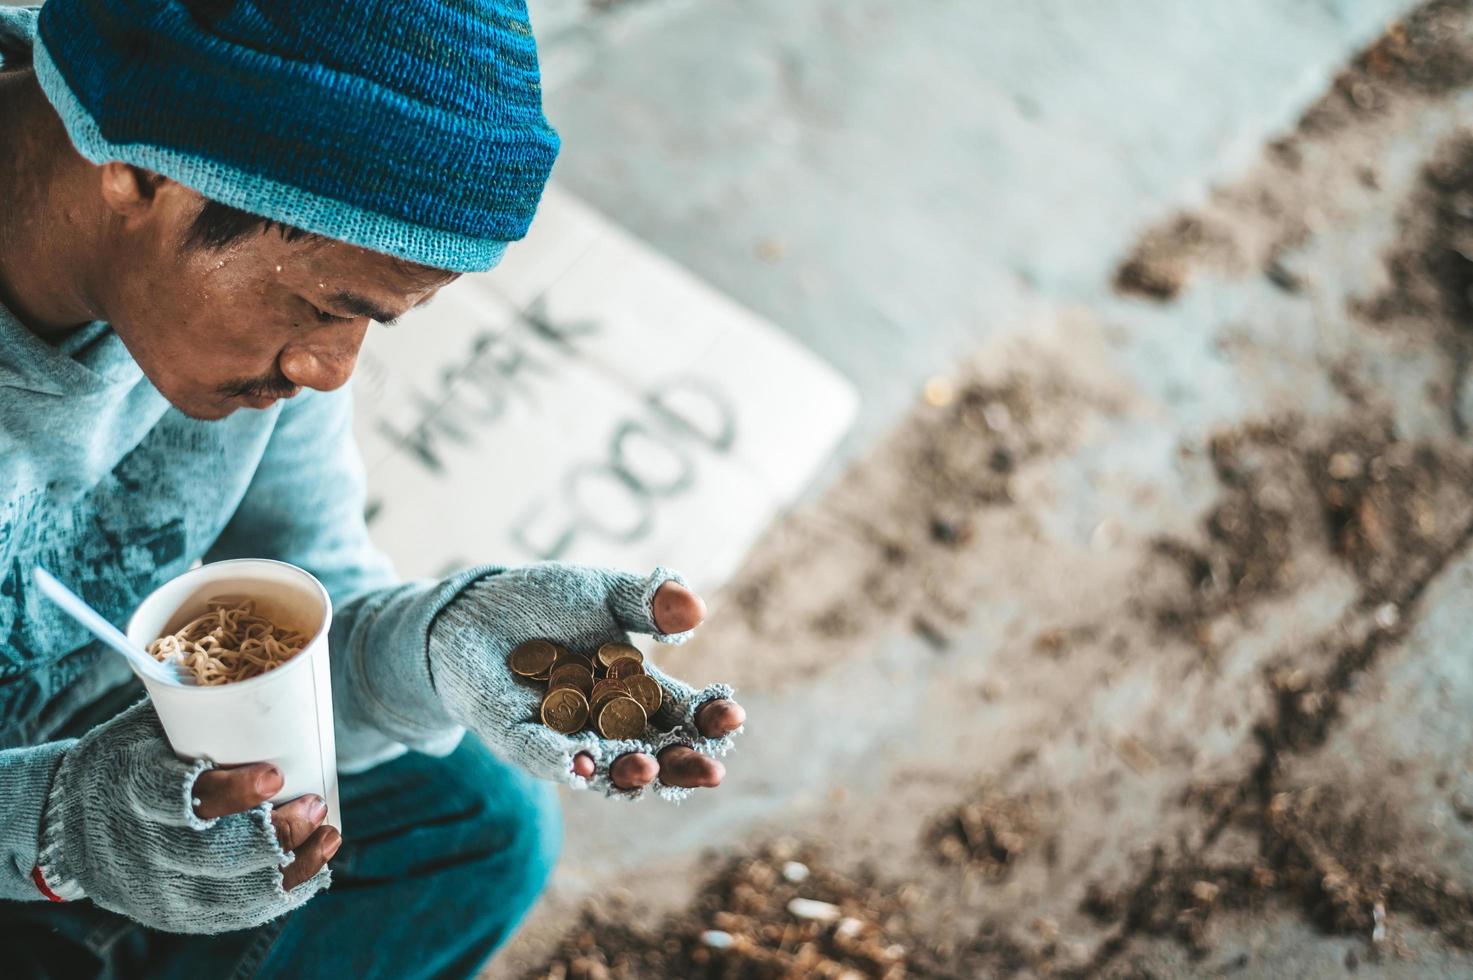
[489,1,1473,977]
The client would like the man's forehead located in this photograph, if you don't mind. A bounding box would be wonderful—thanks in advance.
[290,238,459,315]
[297,236,456,285]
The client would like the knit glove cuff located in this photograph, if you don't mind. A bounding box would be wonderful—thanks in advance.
[35,700,328,934]
[428,561,741,802]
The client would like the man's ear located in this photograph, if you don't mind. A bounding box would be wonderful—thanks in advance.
[97,163,166,224]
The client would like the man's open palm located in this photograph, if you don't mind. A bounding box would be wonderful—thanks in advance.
[428,563,745,800]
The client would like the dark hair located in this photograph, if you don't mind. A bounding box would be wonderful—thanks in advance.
[183,198,314,251]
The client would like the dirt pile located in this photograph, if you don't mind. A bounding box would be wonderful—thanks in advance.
[1251,421,1473,751]
[1149,416,1472,643]
[1150,422,1308,638]
[1078,414,1473,971]
[926,790,1049,883]
[1356,132,1473,435]
[519,845,1057,980]
[1113,215,1238,302]
[1300,0,1473,136]
[1082,786,1473,966]
[1358,133,1473,325]
[1113,0,1473,302]
[906,376,1048,514]
[1300,424,1466,598]
[716,359,1096,686]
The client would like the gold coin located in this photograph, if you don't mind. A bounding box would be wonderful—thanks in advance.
[622,674,663,717]
[607,649,644,669]
[590,677,628,704]
[589,697,626,720]
[509,639,558,678]
[548,664,595,696]
[608,658,645,680]
[596,696,647,739]
[591,682,634,715]
[552,648,594,673]
[596,641,643,670]
[540,687,589,734]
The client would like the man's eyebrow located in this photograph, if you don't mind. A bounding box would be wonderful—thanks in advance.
[328,291,402,325]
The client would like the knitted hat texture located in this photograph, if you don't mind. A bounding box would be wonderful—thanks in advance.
[34,0,561,272]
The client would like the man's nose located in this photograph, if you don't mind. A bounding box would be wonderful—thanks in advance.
[278,322,368,392]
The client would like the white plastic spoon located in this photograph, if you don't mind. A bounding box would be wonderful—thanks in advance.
[33,567,188,686]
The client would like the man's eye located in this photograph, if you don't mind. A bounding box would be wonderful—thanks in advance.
[312,307,355,324]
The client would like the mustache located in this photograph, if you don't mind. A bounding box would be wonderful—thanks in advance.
[216,372,300,400]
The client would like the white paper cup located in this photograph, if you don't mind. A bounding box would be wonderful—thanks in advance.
[126,559,341,831]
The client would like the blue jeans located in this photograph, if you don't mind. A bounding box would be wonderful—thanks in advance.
[1,734,562,979]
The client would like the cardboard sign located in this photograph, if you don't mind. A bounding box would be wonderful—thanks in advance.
[353,187,858,586]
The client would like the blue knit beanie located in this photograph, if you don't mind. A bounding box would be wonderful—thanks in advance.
[32,0,561,272]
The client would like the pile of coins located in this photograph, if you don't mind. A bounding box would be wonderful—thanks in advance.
[509,638,664,739]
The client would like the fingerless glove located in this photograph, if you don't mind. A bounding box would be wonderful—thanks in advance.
[35,700,328,934]
[429,563,738,801]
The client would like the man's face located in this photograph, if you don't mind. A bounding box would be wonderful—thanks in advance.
[101,181,458,421]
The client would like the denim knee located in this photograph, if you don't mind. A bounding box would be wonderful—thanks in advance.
[441,760,563,934]
[487,776,562,905]
[235,745,566,980]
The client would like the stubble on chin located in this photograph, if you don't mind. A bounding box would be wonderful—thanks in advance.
[167,392,239,422]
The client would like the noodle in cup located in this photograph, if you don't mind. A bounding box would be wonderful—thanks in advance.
[126,559,341,830]
[148,599,308,686]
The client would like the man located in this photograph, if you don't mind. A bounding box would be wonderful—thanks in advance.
[0,2,745,976]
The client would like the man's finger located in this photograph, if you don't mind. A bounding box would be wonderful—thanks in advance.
[270,795,327,851]
[572,753,596,780]
[281,825,342,891]
[695,699,745,739]
[193,763,282,819]
[656,746,725,788]
[652,581,706,636]
[610,752,659,790]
